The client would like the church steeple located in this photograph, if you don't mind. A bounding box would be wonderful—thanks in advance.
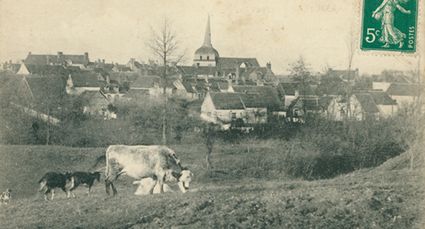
[203,15,212,47]
[194,15,219,67]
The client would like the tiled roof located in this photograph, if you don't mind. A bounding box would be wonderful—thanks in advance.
[355,93,379,113]
[70,72,104,87]
[131,75,160,88]
[327,68,358,81]
[210,92,245,110]
[25,53,89,65]
[80,91,109,106]
[176,65,217,77]
[232,85,281,109]
[368,91,397,105]
[217,57,260,70]
[288,96,321,111]
[386,83,421,96]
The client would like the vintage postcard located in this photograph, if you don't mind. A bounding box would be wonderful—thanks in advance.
[0,0,424,228]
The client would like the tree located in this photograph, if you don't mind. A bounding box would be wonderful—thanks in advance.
[288,56,314,116]
[202,123,217,170]
[147,17,184,145]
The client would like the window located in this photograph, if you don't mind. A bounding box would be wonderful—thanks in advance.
[231,112,237,119]
[207,56,210,60]
[200,56,203,60]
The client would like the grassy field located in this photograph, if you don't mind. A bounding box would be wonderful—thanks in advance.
[0,144,424,228]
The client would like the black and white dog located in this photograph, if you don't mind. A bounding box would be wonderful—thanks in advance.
[38,172,73,201]
[0,189,11,204]
[68,172,101,197]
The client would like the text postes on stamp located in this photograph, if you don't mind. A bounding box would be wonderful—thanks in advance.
[361,0,418,52]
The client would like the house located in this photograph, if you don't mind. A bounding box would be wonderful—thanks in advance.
[200,86,283,125]
[287,96,324,122]
[128,75,182,98]
[112,64,132,73]
[368,91,398,117]
[66,72,105,95]
[386,83,421,106]
[326,91,397,121]
[201,92,246,124]
[326,68,359,83]
[12,75,67,121]
[277,81,317,107]
[80,91,116,120]
[24,51,90,68]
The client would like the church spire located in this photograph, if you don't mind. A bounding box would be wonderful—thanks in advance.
[203,15,212,47]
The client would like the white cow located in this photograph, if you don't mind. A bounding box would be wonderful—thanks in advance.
[103,145,193,196]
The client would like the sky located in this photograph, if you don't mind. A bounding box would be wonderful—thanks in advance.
[0,0,423,75]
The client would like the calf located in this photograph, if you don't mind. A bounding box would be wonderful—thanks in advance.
[0,189,11,205]
[68,171,101,197]
[38,172,73,201]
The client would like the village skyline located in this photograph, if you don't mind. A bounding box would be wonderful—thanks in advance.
[0,0,423,75]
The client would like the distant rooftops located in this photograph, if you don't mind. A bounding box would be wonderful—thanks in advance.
[24,51,89,66]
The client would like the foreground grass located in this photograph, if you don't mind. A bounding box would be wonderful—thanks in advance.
[0,145,423,228]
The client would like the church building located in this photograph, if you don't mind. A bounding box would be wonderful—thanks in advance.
[178,16,275,85]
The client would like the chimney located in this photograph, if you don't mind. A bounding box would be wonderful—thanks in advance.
[102,59,105,64]
[84,52,89,62]
[28,51,32,56]
[57,51,63,64]
[266,62,272,70]
[235,64,240,85]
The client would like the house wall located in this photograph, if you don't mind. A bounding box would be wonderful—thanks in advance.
[327,98,345,121]
[66,86,100,95]
[390,95,416,106]
[349,96,365,121]
[200,94,217,122]
[201,94,245,123]
[377,105,397,118]
[372,82,391,91]
[285,95,297,107]
[245,108,267,124]
[214,109,245,123]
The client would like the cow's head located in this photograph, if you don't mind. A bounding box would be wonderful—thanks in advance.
[176,169,193,193]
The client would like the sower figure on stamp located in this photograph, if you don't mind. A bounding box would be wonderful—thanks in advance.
[372,0,411,48]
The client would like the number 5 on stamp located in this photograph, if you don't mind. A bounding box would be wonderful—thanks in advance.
[361,0,418,52]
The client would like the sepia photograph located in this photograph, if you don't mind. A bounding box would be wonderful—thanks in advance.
[0,0,424,228]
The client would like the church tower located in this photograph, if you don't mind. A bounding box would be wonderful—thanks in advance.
[193,15,219,67]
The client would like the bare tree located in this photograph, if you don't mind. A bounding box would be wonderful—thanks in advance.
[288,56,313,118]
[147,17,184,145]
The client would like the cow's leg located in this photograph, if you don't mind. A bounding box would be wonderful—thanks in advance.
[51,189,55,200]
[44,189,51,201]
[110,182,117,196]
[156,171,166,194]
[105,159,121,196]
[105,180,111,196]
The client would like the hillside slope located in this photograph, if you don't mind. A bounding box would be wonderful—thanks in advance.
[0,145,423,228]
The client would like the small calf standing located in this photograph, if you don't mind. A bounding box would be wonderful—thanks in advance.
[0,189,11,204]
[38,172,73,201]
[69,172,101,197]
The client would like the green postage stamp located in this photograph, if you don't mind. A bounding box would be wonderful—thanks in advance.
[361,0,418,52]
